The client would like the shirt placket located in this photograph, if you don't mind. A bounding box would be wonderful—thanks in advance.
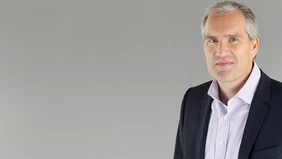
[215,114,230,159]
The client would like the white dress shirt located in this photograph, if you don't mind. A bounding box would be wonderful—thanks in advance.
[205,62,261,159]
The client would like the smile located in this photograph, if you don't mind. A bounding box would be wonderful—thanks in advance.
[215,61,233,67]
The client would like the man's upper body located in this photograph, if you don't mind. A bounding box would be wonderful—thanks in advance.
[174,69,282,159]
[174,1,282,159]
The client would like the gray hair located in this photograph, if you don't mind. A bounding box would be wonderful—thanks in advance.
[201,1,258,40]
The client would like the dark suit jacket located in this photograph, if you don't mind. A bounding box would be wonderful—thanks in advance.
[174,70,282,159]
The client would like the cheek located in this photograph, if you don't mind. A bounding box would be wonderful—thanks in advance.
[204,44,212,52]
[204,51,214,62]
[233,47,252,61]
[204,45,214,60]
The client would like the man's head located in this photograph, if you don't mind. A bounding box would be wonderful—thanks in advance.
[202,1,259,84]
[201,1,258,40]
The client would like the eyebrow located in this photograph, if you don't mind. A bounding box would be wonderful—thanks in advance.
[224,33,243,38]
[204,33,243,40]
[204,35,217,40]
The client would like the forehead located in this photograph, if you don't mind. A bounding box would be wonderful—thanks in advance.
[205,10,247,36]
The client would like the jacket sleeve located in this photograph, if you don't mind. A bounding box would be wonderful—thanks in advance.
[173,89,189,159]
[174,121,184,159]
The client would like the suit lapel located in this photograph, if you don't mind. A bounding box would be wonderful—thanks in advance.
[238,70,271,159]
[195,94,213,159]
[238,98,269,159]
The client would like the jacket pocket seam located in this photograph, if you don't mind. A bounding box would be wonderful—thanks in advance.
[250,146,281,159]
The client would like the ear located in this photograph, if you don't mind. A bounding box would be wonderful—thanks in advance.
[251,37,259,58]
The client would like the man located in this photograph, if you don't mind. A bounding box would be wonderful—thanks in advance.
[174,1,282,159]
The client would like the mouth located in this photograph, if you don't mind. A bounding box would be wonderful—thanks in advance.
[215,61,233,67]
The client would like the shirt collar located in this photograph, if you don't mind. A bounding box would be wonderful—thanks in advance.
[207,61,261,105]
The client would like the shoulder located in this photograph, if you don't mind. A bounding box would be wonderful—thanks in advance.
[270,78,282,88]
[260,69,282,94]
[179,81,212,127]
[183,81,212,101]
[270,78,282,97]
[259,70,282,100]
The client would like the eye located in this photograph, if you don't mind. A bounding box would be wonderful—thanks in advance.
[230,38,238,42]
[208,39,218,43]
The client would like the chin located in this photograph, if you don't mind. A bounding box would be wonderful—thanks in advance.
[213,74,233,82]
[216,78,232,83]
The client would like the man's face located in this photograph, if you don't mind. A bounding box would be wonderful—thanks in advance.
[204,10,259,84]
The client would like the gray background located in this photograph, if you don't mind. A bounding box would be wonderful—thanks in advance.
[0,0,281,159]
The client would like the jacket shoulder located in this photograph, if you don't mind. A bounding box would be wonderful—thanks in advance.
[270,78,282,98]
[184,81,212,101]
[180,81,212,119]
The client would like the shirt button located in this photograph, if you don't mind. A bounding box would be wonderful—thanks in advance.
[224,116,228,120]
[220,139,224,144]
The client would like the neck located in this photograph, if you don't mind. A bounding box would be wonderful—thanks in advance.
[218,63,254,105]
[218,81,245,105]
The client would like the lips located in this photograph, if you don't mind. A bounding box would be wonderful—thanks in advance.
[215,61,233,66]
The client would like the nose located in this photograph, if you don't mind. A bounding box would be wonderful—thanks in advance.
[215,41,229,57]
